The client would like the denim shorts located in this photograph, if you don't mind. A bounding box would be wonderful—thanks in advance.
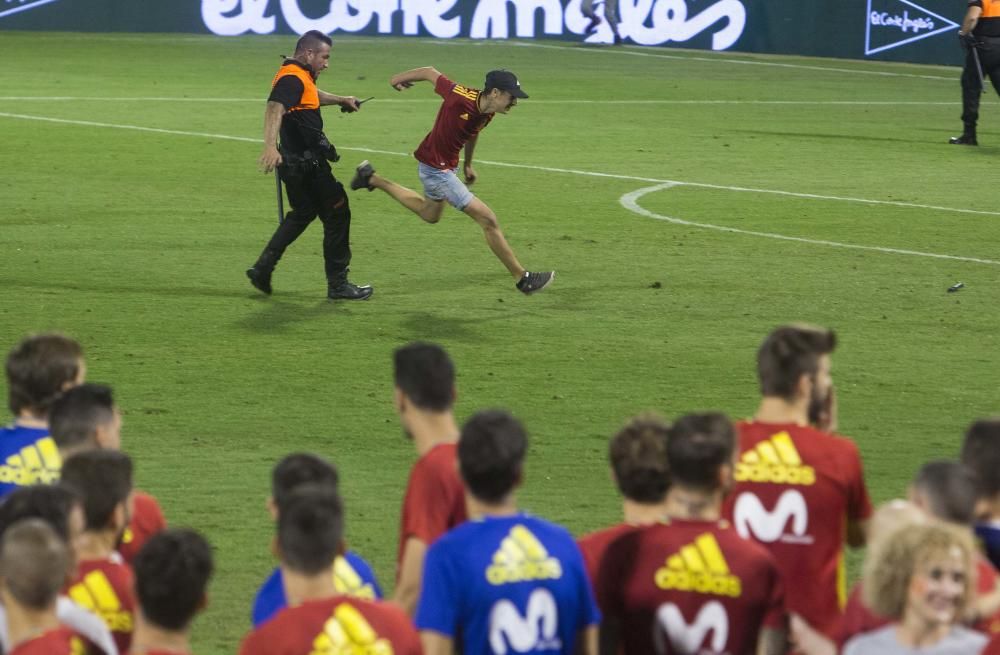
[418,162,474,210]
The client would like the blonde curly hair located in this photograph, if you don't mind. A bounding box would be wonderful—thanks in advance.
[862,521,976,620]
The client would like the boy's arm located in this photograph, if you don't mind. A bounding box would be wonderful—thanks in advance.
[391,67,443,91]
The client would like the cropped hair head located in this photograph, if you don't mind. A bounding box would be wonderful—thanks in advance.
[0,519,71,610]
[961,419,1000,500]
[272,453,339,511]
[666,413,736,492]
[609,414,671,503]
[295,30,332,54]
[277,486,344,576]
[60,450,133,531]
[0,484,80,543]
[133,528,213,631]
[458,410,527,504]
[5,333,83,415]
[912,460,977,525]
[757,324,836,399]
[393,342,455,412]
[48,383,115,451]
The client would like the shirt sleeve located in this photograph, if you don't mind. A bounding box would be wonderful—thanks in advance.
[268,75,305,110]
[569,542,602,627]
[434,74,454,99]
[761,557,786,629]
[414,542,459,636]
[401,460,454,545]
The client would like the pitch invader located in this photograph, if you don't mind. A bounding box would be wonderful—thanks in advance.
[597,413,786,655]
[415,410,600,655]
[721,325,872,642]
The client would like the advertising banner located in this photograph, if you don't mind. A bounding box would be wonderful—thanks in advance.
[0,0,968,66]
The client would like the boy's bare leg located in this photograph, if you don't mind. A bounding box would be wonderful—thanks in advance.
[462,197,526,280]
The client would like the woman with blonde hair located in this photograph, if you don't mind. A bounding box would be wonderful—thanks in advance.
[843,521,987,654]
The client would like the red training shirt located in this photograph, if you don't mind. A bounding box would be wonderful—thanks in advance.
[396,442,467,576]
[413,75,494,171]
[577,522,640,605]
[9,627,86,655]
[118,491,167,564]
[597,518,785,655]
[66,558,136,655]
[239,596,420,655]
[838,583,889,647]
[721,421,873,640]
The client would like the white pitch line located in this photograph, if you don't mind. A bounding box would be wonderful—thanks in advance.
[2,110,999,220]
[621,183,1000,266]
[0,97,958,106]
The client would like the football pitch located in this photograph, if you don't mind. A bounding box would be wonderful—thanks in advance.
[2,31,1000,652]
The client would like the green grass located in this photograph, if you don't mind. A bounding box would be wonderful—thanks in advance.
[1,32,999,653]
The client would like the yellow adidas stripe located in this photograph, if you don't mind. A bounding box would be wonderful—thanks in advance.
[38,437,62,469]
[695,534,730,575]
[771,432,801,465]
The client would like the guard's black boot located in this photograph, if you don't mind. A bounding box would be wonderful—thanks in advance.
[949,133,978,145]
[246,248,279,295]
[328,275,373,300]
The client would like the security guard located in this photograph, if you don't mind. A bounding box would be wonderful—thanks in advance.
[951,0,1000,145]
[247,30,372,300]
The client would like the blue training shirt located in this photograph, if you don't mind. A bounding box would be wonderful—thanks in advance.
[251,550,383,627]
[416,513,601,654]
[0,423,62,498]
[977,522,1000,572]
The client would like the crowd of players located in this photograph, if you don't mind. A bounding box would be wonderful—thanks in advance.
[1,328,1000,654]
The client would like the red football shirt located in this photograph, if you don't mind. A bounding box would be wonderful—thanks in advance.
[577,522,640,602]
[985,631,1000,655]
[413,75,494,171]
[838,583,889,646]
[975,556,1000,635]
[239,596,421,655]
[119,491,167,564]
[720,421,873,640]
[396,442,467,573]
[66,558,136,655]
[10,627,86,655]
[597,518,785,655]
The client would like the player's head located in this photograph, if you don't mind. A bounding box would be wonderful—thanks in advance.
[757,324,836,418]
[269,453,339,519]
[277,486,344,576]
[0,484,84,548]
[868,499,926,545]
[393,341,456,419]
[133,528,213,633]
[60,450,133,537]
[0,519,71,611]
[960,419,1000,516]
[458,410,527,504]
[5,333,84,418]
[483,70,528,114]
[909,460,978,526]
[665,412,736,494]
[48,383,121,456]
[293,30,331,75]
[863,521,975,624]
[608,413,671,504]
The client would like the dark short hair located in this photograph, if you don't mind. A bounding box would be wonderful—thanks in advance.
[5,333,83,415]
[666,413,736,492]
[0,484,80,543]
[133,528,213,631]
[294,30,332,54]
[272,453,339,511]
[961,419,1000,499]
[278,486,344,575]
[0,519,70,610]
[48,383,115,452]
[757,325,837,399]
[393,342,455,412]
[609,414,670,503]
[458,410,527,504]
[913,460,978,525]
[60,450,133,531]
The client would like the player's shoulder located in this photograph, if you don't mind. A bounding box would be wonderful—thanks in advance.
[579,522,636,551]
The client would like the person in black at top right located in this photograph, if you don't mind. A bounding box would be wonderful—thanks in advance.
[951,0,1000,145]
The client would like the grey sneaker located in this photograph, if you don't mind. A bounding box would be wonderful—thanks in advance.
[350,160,375,191]
[328,281,374,300]
[516,271,555,295]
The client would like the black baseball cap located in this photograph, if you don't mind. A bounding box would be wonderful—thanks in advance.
[485,70,529,98]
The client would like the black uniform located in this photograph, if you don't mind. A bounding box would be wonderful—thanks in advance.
[957,0,1000,143]
[247,59,371,299]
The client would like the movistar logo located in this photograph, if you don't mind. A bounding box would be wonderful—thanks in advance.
[311,602,393,655]
[333,556,376,600]
[0,436,62,487]
[733,489,813,545]
[654,533,742,597]
[68,570,133,633]
[735,431,815,485]
[486,525,562,585]
[655,601,729,654]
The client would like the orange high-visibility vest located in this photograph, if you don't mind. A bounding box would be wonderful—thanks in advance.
[271,64,318,113]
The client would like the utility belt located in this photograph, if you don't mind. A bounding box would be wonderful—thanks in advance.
[277,138,340,181]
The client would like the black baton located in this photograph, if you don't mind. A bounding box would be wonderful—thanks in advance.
[972,46,987,94]
[275,168,284,224]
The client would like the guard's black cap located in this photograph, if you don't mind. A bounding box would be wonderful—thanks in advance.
[484,70,529,98]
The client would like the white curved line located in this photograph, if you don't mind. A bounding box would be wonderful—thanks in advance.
[620,183,1000,266]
